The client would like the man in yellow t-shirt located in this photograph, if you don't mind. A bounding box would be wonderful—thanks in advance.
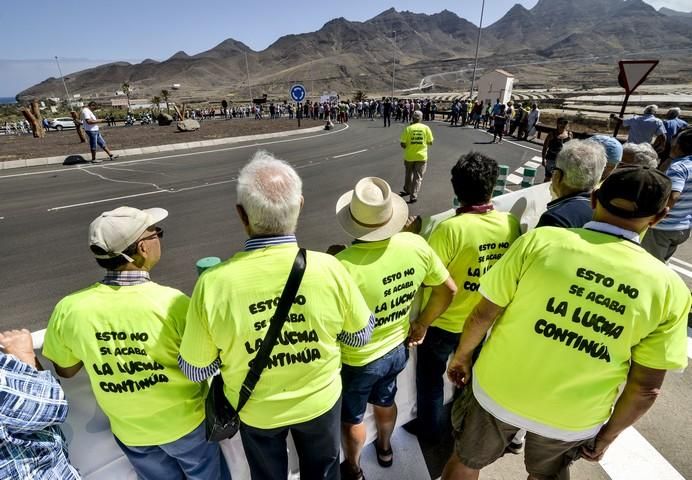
[334,177,456,479]
[413,152,521,441]
[399,110,434,203]
[179,152,374,480]
[444,166,690,480]
[43,207,229,480]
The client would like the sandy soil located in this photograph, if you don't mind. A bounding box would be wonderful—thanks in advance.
[0,117,324,161]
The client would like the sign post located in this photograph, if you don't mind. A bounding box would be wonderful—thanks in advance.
[290,84,307,128]
[612,60,658,138]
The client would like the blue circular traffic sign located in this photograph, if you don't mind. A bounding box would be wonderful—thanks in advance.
[290,84,306,102]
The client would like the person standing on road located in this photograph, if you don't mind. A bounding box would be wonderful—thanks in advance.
[0,329,81,480]
[333,177,456,480]
[615,105,667,156]
[42,206,229,480]
[661,108,688,164]
[412,153,521,441]
[525,103,540,140]
[179,152,375,480]
[383,97,392,127]
[541,117,573,181]
[81,101,118,164]
[642,128,692,262]
[442,165,690,480]
[399,110,434,204]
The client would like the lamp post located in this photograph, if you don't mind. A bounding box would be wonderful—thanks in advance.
[391,31,397,98]
[54,56,71,105]
[245,52,253,102]
[468,0,485,101]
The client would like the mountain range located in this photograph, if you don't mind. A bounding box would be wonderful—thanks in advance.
[17,0,692,102]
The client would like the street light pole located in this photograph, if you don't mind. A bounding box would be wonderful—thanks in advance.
[54,56,71,105]
[391,31,397,98]
[245,52,253,101]
[469,0,485,101]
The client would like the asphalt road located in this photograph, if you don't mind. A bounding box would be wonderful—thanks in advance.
[1,118,690,479]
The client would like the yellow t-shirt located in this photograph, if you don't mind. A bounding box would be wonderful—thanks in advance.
[42,282,205,446]
[336,233,449,367]
[426,210,521,333]
[400,123,434,161]
[475,227,690,433]
[179,244,372,429]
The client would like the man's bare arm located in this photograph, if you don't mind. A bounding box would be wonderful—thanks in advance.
[582,362,666,461]
[53,361,84,378]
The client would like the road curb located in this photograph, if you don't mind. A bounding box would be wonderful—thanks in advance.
[0,125,325,171]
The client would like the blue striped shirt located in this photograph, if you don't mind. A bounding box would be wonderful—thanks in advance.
[0,352,81,479]
[657,155,692,231]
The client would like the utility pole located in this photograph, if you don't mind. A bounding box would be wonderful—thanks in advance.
[469,0,485,101]
[245,52,253,101]
[54,56,71,106]
[391,31,397,98]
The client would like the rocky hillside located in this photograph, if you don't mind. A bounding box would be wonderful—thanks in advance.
[17,0,692,101]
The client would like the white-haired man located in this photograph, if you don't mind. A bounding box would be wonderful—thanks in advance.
[621,142,659,169]
[537,140,607,228]
[400,110,434,203]
[619,105,666,152]
[43,207,229,480]
[179,151,374,480]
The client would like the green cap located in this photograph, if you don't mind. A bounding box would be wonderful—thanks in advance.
[196,257,221,276]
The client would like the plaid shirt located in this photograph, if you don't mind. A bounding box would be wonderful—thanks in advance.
[102,270,151,286]
[0,352,81,479]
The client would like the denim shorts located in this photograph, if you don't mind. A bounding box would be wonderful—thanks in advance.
[87,130,106,150]
[340,343,409,424]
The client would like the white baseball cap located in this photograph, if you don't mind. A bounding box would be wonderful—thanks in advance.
[89,206,168,262]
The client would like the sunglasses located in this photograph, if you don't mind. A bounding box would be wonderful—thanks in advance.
[139,226,164,242]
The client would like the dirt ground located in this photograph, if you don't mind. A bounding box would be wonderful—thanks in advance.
[0,117,324,161]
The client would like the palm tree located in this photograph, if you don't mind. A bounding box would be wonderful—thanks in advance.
[161,89,170,114]
[122,82,131,110]
[151,96,161,114]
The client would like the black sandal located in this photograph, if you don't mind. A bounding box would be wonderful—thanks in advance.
[375,440,393,468]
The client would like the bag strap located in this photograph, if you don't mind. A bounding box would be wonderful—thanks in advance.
[236,248,307,412]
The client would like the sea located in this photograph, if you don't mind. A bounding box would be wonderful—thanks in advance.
[0,97,17,105]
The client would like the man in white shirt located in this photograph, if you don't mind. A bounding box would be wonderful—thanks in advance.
[81,101,118,163]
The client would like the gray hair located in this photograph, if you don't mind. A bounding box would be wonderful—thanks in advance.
[237,151,302,235]
[412,110,423,121]
[622,143,659,168]
[555,140,607,191]
[643,104,658,115]
[666,107,681,120]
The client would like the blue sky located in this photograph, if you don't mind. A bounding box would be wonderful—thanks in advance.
[0,0,687,97]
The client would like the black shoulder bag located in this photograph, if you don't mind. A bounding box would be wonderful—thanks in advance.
[205,248,307,441]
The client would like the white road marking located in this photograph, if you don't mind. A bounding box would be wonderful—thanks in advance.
[669,263,692,279]
[0,124,349,180]
[600,426,685,480]
[525,160,541,168]
[475,128,543,152]
[670,257,692,269]
[77,166,167,191]
[47,190,168,211]
[507,173,523,184]
[333,149,368,158]
[531,156,543,162]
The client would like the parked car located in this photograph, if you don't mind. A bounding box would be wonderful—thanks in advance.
[48,117,77,131]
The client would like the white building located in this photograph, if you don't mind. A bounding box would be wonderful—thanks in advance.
[477,69,514,105]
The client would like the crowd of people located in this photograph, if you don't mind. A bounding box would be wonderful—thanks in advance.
[1,102,690,480]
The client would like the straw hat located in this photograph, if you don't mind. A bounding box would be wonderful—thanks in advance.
[336,177,409,241]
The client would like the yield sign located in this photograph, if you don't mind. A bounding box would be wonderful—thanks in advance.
[617,60,658,94]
